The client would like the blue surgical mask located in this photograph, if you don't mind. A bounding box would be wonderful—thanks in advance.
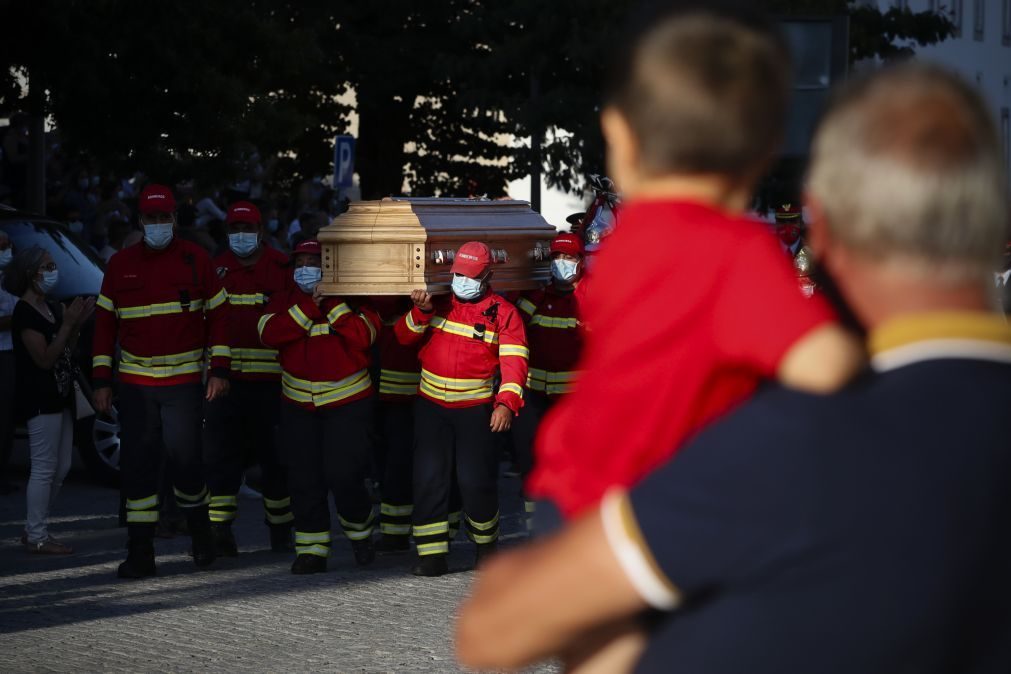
[267,218,280,233]
[294,266,322,293]
[37,269,59,294]
[551,258,579,284]
[68,220,84,234]
[0,249,11,268]
[228,232,260,258]
[143,223,174,249]
[452,275,484,301]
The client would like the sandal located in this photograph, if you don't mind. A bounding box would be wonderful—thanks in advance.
[25,537,74,555]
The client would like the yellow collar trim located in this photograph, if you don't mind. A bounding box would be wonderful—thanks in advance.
[869,312,1011,355]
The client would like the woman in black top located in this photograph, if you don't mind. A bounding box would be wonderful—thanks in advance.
[4,246,94,554]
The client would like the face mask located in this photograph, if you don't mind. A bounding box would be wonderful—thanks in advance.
[117,190,127,200]
[777,225,801,246]
[228,232,260,258]
[143,222,174,249]
[294,266,322,293]
[452,275,484,301]
[0,248,11,268]
[68,220,84,234]
[267,218,280,233]
[37,269,59,294]
[551,258,579,284]
[78,178,90,191]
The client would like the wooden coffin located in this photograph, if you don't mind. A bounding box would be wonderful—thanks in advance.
[316,197,557,295]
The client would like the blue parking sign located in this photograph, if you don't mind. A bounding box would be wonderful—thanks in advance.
[333,135,356,188]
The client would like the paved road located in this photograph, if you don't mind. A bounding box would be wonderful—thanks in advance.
[0,467,556,673]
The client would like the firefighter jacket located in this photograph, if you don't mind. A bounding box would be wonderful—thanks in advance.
[372,296,421,403]
[258,288,380,410]
[516,282,585,396]
[92,238,231,388]
[214,245,290,381]
[394,291,528,413]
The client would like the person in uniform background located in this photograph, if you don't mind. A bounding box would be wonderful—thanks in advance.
[204,201,293,556]
[996,240,1010,315]
[512,232,586,527]
[92,183,231,579]
[0,231,18,494]
[395,241,528,577]
[775,202,818,296]
[258,239,381,575]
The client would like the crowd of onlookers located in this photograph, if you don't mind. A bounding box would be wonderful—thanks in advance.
[0,113,348,261]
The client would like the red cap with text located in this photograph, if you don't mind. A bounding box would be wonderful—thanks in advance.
[550,232,584,257]
[293,239,321,256]
[225,201,261,226]
[450,241,492,278]
[138,184,177,215]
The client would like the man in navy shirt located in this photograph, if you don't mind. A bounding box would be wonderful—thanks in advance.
[456,63,1011,674]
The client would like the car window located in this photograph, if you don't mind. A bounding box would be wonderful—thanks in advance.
[1,219,105,299]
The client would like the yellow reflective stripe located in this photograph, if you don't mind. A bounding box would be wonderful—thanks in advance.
[527,368,577,384]
[524,500,537,514]
[417,542,449,556]
[468,531,498,544]
[233,362,283,375]
[209,510,236,522]
[430,316,499,343]
[174,486,209,504]
[420,369,492,390]
[360,313,377,345]
[296,544,330,557]
[121,349,204,367]
[93,355,113,369]
[117,299,206,319]
[405,311,427,334]
[413,522,449,536]
[267,512,295,525]
[209,495,238,507]
[295,531,331,544]
[379,382,418,396]
[381,503,413,517]
[119,361,203,378]
[209,345,231,359]
[327,303,352,324]
[420,380,494,403]
[499,382,524,398]
[499,344,529,359]
[228,293,266,306]
[309,324,330,337]
[264,496,291,510]
[96,294,115,312]
[448,511,462,525]
[257,313,274,337]
[207,289,228,310]
[381,369,421,383]
[381,523,411,535]
[232,347,278,360]
[339,511,376,532]
[345,528,372,541]
[529,314,580,329]
[288,305,312,331]
[281,369,372,406]
[126,495,159,510]
[126,511,159,523]
[517,298,537,317]
[466,512,500,532]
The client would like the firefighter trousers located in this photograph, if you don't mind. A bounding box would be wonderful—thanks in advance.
[378,400,414,537]
[509,391,555,480]
[412,398,499,556]
[118,383,208,538]
[280,397,376,558]
[203,380,291,528]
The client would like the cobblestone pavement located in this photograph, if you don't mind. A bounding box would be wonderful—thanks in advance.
[0,466,557,673]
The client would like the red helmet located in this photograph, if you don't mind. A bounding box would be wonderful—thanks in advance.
[450,241,492,278]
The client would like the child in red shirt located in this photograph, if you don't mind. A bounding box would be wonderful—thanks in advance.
[528,7,863,519]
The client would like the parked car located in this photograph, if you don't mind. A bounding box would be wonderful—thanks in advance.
[1,205,121,486]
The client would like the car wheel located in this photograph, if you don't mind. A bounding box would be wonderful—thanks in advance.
[75,406,120,487]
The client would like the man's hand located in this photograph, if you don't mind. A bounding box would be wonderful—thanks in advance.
[93,387,113,416]
[205,376,230,401]
[490,405,513,432]
[311,285,325,307]
[410,289,433,312]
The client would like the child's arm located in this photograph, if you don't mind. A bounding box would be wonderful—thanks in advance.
[776,323,865,393]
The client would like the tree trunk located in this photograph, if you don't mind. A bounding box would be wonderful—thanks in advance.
[355,85,414,200]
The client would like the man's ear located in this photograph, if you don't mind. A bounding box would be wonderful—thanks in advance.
[601,107,639,195]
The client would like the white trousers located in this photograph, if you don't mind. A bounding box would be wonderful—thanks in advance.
[25,409,73,544]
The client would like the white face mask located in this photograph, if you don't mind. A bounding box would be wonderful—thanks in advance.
[68,220,85,234]
[37,269,59,294]
[452,274,484,301]
[294,266,322,293]
[143,222,174,249]
[551,258,579,284]
[228,232,260,258]
[0,248,11,268]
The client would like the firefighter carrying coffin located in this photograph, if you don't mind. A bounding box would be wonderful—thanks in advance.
[316,198,557,295]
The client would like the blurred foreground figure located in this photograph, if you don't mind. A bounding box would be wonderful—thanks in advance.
[457,62,1011,674]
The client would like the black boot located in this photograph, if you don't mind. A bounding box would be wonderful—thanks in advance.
[187,506,217,568]
[269,524,294,553]
[291,554,327,574]
[375,534,410,555]
[411,554,449,577]
[475,541,497,568]
[213,524,238,557]
[117,537,156,579]
[351,538,375,566]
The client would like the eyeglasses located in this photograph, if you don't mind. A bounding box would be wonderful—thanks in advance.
[40,263,57,272]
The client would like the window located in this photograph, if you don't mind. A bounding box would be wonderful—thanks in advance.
[1003,0,1011,46]
[973,0,984,41]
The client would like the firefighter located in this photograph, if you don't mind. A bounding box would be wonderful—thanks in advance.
[258,239,381,574]
[92,183,231,579]
[512,233,586,525]
[204,201,293,555]
[775,203,817,297]
[395,241,528,577]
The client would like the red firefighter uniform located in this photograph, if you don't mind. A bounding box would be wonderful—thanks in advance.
[203,234,293,551]
[394,246,528,571]
[258,256,381,571]
[92,183,230,577]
